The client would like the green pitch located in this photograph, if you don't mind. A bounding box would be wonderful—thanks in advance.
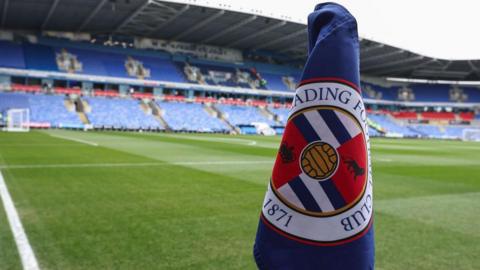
[0,130,479,270]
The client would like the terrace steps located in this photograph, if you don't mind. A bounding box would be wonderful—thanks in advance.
[203,104,218,118]
[208,104,239,134]
[74,98,91,124]
[64,99,76,112]
[65,98,90,124]
[259,106,279,125]
[140,102,151,114]
[77,112,90,124]
[148,101,171,131]
[81,100,91,113]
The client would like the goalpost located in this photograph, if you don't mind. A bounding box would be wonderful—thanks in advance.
[3,108,30,132]
[462,128,480,142]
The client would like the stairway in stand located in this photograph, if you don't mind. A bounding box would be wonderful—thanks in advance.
[206,103,238,134]
[148,101,171,131]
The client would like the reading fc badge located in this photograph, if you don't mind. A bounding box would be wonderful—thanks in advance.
[260,80,373,245]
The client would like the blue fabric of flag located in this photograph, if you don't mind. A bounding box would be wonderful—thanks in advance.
[253,3,374,269]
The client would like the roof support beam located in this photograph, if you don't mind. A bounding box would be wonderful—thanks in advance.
[362,55,424,72]
[468,60,480,72]
[374,59,436,76]
[148,4,190,35]
[466,60,480,78]
[172,10,225,40]
[113,0,151,33]
[442,60,452,70]
[227,20,286,47]
[201,15,257,44]
[360,43,384,54]
[278,40,308,53]
[412,69,469,78]
[42,0,60,29]
[255,28,307,50]
[1,0,9,27]
[77,0,109,32]
[360,50,404,63]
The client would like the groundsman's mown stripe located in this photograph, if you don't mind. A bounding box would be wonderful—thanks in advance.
[0,160,274,170]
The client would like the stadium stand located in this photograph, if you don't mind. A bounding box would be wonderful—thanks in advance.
[368,114,419,137]
[23,43,58,71]
[0,92,82,128]
[0,36,479,138]
[86,97,162,130]
[27,94,83,128]
[216,104,276,126]
[261,73,289,91]
[0,41,26,69]
[0,39,304,91]
[463,87,480,102]
[444,126,467,139]
[411,84,450,102]
[361,82,397,100]
[0,92,29,111]
[157,101,229,132]
[409,125,443,138]
[269,107,290,125]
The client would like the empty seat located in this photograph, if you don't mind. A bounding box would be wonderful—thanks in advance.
[157,102,229,132]
[86,97,161,129]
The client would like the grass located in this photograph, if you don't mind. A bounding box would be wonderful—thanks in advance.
[0,130,479,269]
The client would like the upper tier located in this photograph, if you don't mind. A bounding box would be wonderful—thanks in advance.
[1,39,480,102]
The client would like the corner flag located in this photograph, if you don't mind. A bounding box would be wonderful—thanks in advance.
[253,3,374,269]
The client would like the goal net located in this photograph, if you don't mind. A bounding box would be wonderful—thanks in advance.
[462,128,480,142]
[3,108,30,132]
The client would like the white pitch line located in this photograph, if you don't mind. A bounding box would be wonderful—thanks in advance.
[0,160,274,170]
[49,134,98,147]
[0,171,40,270]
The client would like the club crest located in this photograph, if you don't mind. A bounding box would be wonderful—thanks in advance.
[261,81,373,244]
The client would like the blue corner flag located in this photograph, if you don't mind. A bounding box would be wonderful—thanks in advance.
[253,3,374,270]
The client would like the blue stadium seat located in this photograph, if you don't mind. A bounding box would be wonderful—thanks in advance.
[1,92,82,128]
[0,41,26,69]
[443,126,466,139]
[134,56,186,82]
[410,84,450,102]
[408,125,443,138]
[362,82,397,100]
[86,97,162,130]
[269,107,290,126]
[216,104,276,126]
[262,73,290,92]
[22,43,57,71]
[0,92,29,111]
[27,94,83,128]
[368,114,418,136]
[157,102,229,132]
[463,87,480,102]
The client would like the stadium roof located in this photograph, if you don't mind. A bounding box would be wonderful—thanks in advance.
[2,0,480,81]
